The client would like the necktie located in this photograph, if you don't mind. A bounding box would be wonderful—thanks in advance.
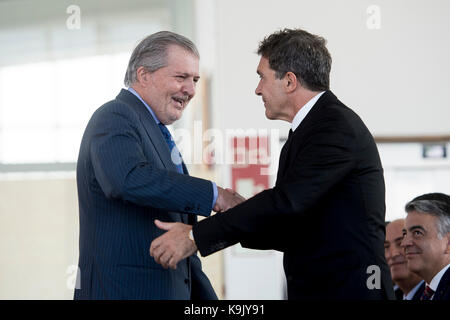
[158,123,184,174]
[420,285,435,300]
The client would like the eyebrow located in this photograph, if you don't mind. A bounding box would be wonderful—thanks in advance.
[403,225,427,234]
[175,72,200,79]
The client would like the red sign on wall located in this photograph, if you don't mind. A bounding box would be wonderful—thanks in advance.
[230,136,270,197]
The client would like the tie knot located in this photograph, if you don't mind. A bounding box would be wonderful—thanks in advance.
[158,123,171,138]
[420,285,435,300]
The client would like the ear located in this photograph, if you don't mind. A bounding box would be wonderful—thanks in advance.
[445,233,450,254]
[284,71,298,93]
[136,66,151,87]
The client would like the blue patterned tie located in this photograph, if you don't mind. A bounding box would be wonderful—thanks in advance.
[158,123,184,174]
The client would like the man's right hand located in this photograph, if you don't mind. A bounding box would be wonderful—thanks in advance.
[213,187,245,212]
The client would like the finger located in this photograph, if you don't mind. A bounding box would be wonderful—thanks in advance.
[151,245,164,264]
[149,236,163,257]
[160,252,173,269]
[154,219,174,231]
[168,256,178,270]
[225,188,235,194]
[235,192,246,202]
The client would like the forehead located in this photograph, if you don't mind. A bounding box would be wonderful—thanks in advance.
[257,56,271,73]
[165,45,199,73]
[386,220,404,240]
[405,211,437,230]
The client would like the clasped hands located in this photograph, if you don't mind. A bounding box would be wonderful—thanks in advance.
[149,187,245,269]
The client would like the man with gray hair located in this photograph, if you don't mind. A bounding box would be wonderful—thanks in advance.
[401,193,450,300]
[75,31,242,299]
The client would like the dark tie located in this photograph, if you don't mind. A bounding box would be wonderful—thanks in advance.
[158,123,184,174]
[420,285,435,300]
[288,128,293,139]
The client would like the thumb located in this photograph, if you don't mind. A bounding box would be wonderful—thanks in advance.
[225,188,235,194]
[154,219,174,231]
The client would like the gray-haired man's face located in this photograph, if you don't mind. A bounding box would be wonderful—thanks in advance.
[401,211,450,282]
[139,45,200,125]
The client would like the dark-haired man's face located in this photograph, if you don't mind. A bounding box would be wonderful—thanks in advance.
[401,211,450,282]
[255,57,290,122]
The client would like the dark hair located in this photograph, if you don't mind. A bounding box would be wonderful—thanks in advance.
[257,28,331,91]
[405,192,450,238]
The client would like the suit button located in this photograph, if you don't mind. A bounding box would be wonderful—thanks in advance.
[184,279,189,284]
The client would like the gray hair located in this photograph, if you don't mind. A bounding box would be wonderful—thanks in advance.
[124,31,199,87]
[257,28,332,91]
[405,193,450,239]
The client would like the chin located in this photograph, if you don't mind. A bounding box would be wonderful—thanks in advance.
[406,260,423,274]
[265,110,274,120]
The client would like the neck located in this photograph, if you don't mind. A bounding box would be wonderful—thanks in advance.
[396,277,422,295]
[421,261,449,284]
[290,89,322,121]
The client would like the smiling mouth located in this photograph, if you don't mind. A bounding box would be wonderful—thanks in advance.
[405,252,421,258]
[390,261,406,267]
[172,97,186,109]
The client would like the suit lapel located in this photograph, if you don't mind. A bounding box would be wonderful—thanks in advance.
[275,91,338,185]
[434,267,450,300]
[276,130,294,185]
[116,89,189,223]
[116,89,179,173]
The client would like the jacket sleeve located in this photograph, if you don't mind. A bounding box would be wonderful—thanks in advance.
[88,104,214,216]
[193,113,357,255]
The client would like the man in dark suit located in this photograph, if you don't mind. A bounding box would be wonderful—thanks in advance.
[75,31,242,299]
[401,193,450,300]
[150,28,394,299]
[385,219,424,300]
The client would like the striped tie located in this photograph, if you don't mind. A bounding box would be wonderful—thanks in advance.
[420,285,435,300]
[158,123,184,174]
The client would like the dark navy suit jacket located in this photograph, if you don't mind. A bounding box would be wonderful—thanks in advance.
[433,266,450,300]
[74,89,217,300]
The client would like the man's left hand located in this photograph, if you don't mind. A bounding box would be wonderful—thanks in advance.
[150,220,197,269]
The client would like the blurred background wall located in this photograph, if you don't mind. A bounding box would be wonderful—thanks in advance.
[0,0,449,299]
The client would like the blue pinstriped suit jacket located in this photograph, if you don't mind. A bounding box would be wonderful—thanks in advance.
[74,89,217,300]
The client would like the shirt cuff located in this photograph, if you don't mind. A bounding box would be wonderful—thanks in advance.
[211,181,218,209]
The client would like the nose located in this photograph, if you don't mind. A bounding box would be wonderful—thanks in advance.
[255,81,262,96]
[401,234,413,248]
[182,80,196,98]
[391,245,403,260]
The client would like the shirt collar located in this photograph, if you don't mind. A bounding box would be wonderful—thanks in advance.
[127,87,161,124]
[291,91,325,132]
[428,263,450,292]
[403,280,425,300]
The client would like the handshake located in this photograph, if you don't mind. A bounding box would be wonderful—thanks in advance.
[149,187,246,270]
[213,186,246,212]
